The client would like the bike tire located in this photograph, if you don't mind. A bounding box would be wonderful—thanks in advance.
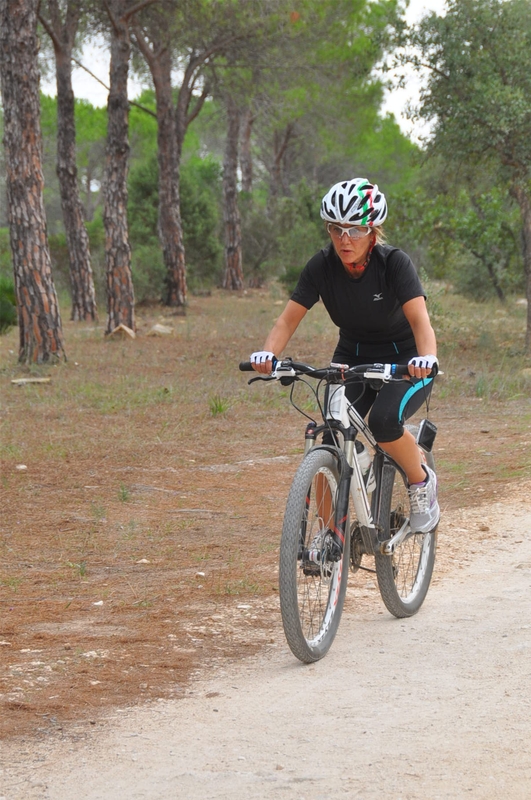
[279,448,350,663]
[374,426,437,618]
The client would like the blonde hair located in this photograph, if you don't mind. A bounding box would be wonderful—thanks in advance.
[373,225,387,245]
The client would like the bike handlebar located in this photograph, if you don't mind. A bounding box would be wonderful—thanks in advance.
[239,360,264,372]
[238,359,427,381]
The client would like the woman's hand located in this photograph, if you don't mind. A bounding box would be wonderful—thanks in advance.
[250,350,275,374]
[408,354,439,379]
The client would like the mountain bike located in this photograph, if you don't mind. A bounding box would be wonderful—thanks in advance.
[240,358,438,663]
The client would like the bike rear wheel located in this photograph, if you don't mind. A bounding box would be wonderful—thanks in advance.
[279,448,350,662]
[374,432,437,618]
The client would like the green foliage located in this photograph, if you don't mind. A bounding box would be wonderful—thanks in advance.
[397,0,531,347]
[239,196,282,287]
[0,274,17,334]
[384,177,524,299]
[130,244,166,306]
[409,0,531,176]
[0,230,17,333]
[129,91,158,161]
[180,156,224,289]
[47,232,70,292]
[0,227,11,278]
[39,93,58,141]
[30,0,528,313]
[39,95,107,229]
[128,152,223,300]
[208,394,231,416]
[128,156,159,249]
[240,179,327,292]
[73,100,107,222]
[274,181,329,294]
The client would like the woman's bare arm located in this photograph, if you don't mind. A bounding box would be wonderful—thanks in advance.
[252,300,308,373]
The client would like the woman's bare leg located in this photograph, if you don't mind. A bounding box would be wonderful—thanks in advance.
[378,429,425,485]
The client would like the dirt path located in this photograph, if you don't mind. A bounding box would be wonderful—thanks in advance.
[2,505,531,800]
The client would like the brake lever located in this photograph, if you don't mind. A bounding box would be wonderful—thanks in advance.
[248,375,276,384]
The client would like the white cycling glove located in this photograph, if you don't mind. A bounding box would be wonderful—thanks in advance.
[408,354,439,373]
[250,350,275,365]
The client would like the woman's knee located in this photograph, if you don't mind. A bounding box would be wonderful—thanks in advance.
[368,407,403,443]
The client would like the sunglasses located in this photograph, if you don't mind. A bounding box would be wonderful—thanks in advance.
[327,223,371,240]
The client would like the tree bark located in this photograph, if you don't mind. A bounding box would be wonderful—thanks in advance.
[510,182,531,353]
[133,20,222,309]
[103,0,135,334]
[133,30,187,307]
[40,0,97,322]
[0,0,66,364]
[240,106,255,194]
[270,123,295,198]
[221,95,244,291]
[157,57,187,308]
[469,249,505,302]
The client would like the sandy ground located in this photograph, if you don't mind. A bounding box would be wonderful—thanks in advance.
[1,505,531,800]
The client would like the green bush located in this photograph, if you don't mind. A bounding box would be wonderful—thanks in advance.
[0,274,17,334]
[47,231,70,294]
[181,157,223,290]
[128,153,223,300]
[131,244,166,305]
[273,180,328,294]
[0,228,11,279]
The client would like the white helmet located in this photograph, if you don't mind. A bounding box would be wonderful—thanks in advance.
[320,178,387,226]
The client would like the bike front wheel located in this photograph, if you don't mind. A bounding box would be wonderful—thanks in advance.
[374,454,437,618]
[279,448,350,663]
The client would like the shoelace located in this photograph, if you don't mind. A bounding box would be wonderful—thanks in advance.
[408,483,429,513]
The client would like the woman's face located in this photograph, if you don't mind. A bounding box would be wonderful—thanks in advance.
[327,223,374,266]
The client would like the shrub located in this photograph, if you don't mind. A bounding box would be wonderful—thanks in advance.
[128,153,223,299]
[0,274,17,334]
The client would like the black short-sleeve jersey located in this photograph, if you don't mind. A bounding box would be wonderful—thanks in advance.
[290,242,425,358]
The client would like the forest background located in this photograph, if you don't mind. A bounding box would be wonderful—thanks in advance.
[0,0,530,362]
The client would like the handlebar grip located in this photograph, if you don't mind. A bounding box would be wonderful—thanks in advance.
[392,364,411,376]
[392,364,438,377]
[239,357,278,372]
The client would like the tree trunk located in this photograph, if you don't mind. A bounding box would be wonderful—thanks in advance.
[43,0,97,322]
[469,248,505,302]
[154,48,187,307]
[270,123,294,198]
[240,106,255,194]
[103,0,135,334]
[133,27,188,308]
[0,0,66,364]
[221,95,244,290]
[510,182,531,353]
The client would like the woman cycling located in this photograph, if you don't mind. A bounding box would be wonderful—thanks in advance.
[250,178,440,534]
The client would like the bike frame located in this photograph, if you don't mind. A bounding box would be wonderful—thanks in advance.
[240,358,422,559]
[302,381,409,559]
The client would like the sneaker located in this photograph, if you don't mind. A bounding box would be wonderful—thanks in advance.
[408,465,440,533]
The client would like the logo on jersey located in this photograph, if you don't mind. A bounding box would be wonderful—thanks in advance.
[373,293,383,301]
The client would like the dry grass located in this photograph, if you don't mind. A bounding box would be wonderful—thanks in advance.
[0,285,530,740]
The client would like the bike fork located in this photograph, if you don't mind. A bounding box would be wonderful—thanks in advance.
[330,458,353,559]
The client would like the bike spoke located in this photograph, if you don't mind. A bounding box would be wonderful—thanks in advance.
[375,451,437,618]
[279,450,349,662]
